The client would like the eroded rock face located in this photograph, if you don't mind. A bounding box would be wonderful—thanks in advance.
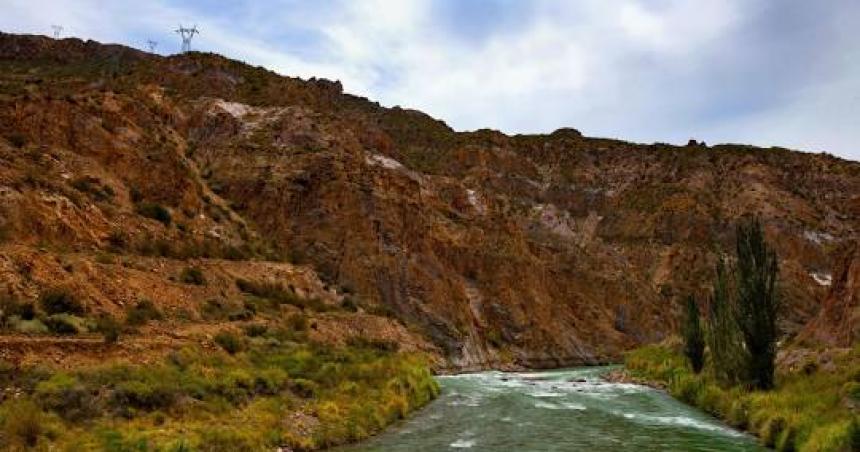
[799,245,860,346]
[1,33,857,368]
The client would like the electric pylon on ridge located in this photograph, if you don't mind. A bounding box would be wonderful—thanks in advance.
[174,25,199,53]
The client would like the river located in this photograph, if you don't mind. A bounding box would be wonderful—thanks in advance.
[336,367,764,451]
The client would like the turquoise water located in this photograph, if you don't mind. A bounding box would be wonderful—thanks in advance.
[337,367,764,451]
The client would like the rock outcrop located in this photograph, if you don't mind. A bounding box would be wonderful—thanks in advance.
[0,33,857,368]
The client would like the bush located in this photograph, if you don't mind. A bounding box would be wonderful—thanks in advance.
[180,267,206,286]
[340,296,358,312]
[43,314,82,335]
[243,324,268,337]
[106,230,127,251]
[235,278,322,311]
[96,315,122,343]
[2,398,44,447]
[125,299,163,326]
[286,314,308,332]
[290,378,318,398]
[201,299,252,322]
[214,331,245,355]
[136,203,171,226]
[9,317,49,334]
[0,293,35,323]
[39,289,85,316]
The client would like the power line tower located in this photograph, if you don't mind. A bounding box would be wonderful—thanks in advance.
[174,25,199,53]
[51,25,63,39]
[147,40,158,53]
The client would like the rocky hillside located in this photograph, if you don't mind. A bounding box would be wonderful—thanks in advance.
[1,33,857,369]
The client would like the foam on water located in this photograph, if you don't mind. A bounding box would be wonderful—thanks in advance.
[337,367,763,451]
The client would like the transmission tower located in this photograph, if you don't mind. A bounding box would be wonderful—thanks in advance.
[147,40,158,53]
[51,25,63,39]
[174,25,199,53]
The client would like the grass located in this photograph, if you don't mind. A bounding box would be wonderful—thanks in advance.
[0,325,439,450]
[625,342,860,451]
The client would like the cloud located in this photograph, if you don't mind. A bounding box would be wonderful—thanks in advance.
[0,0,857,160]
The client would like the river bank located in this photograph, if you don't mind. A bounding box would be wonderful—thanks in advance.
[623,344,860,451]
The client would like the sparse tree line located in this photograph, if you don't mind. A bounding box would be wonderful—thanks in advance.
[683,218,780,390]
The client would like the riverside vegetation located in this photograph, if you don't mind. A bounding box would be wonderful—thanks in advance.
[0,327,438,450]
[626,219,859,451]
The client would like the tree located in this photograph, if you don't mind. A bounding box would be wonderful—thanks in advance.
[734,218,780,390]
[706,257,749,386]
[682,295,705,373]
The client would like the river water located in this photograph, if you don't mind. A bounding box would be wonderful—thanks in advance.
[337,367,764,451]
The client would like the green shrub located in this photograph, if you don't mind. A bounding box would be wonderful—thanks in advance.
[243,324,268,337]
[290,378,318,398]
[180,266,206,286]
[0,293,35,322]
[9,317,49,334]
[2,398,44,447]
[35,373,96,420]
[214,331,245,355]
[201,299,251,321]
[112,380,177,412]
[43,314,83,335]
[136,202,172,226]
[40,289,85,315]
[96,315,122,343]
[126,299,163,326]
[235,278,324,311]
[106,230,127,251]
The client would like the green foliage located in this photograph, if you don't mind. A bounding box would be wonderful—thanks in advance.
[706,258,749,386]
[96,315,122,343]
[0,292,35,323]
[626,343,860,451]
[135,202,172,226]
[214,331,245,355]
[2,398,44,447]
[40,289,85,316]
[243,323,268,337]
[682,295,704,373]
[706,218,780,390]
[125,299,163,326]
[235,278,326,311]
[180,266,206,286]
[0,337,439,450]
[9,317,49,334]
[734,218,780,390]
[201,298,254,322]
[43,314,83,335]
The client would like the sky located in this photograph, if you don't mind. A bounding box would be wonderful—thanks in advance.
[2,0,859,161]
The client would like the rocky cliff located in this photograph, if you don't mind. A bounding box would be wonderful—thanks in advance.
[1,33,857,369]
